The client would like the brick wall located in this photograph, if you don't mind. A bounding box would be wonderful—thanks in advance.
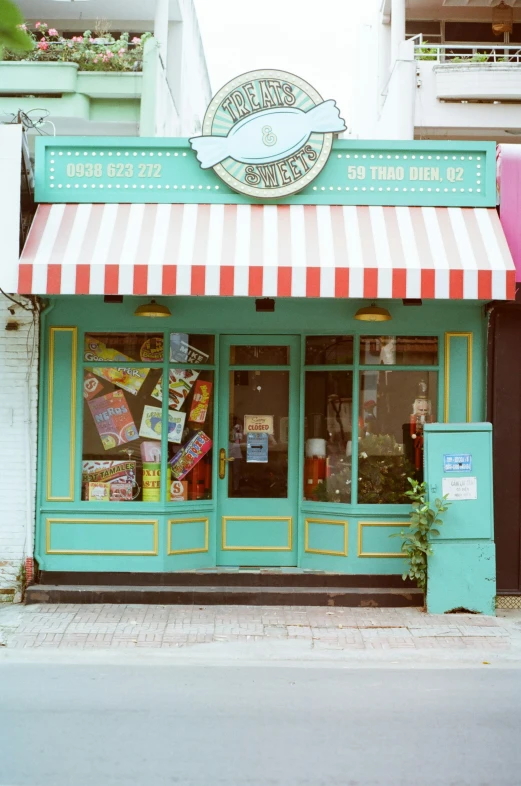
[0,297,39,589]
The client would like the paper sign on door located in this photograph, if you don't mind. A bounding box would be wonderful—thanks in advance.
[247,432,269,463]
[244,415,274,435]
[442,476,477,501]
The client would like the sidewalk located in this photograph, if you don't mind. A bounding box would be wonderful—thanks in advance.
[1,603,521,662]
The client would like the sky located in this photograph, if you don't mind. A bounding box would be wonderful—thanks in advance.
[193,0,375,129]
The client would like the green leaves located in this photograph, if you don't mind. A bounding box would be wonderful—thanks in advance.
[389,478,451,593]
[0,0,32,55]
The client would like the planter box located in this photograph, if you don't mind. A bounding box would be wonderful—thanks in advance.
[435,63,521,101]
[76,72,143,99]
[0,62,79,94]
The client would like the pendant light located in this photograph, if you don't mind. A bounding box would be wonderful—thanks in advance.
[354,302,392,322]
[134,299,171,318]
[492,1,513,36]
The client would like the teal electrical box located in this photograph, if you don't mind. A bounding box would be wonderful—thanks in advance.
[423,423,495,615]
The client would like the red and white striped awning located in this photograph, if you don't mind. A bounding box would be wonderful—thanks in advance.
[17,203,515,299]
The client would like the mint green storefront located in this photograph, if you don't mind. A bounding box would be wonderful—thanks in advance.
[21,135,514,583]
[38,296,483,575]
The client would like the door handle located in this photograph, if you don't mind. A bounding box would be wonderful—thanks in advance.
[219,448,235,480]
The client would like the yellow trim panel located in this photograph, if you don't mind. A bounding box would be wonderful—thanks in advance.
[46,518,159,556]
[46,326,77,502]
[221,516,293,551]
[167,518,209,555]
[304,518,348,557]
[357,521,408,558]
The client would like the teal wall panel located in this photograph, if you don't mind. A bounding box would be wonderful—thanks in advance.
[304,517,348,557]
[222,517,293,551]
[46,517,158,555]
[427,542,496,615]
[444,333,472,423]
[46,327,77,501]
[167,517,209,555]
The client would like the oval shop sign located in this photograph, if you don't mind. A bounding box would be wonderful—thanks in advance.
[190,69,346,199]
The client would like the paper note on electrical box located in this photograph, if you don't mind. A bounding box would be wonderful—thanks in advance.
[442,476,477,501]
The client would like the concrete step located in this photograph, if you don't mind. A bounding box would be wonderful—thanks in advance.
[37,571,417,589]
[25,584,423,607]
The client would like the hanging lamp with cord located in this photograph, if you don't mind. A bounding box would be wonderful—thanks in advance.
[353,302,392,322]
[134,299,171,318]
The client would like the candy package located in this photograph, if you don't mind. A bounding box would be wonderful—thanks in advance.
[189,380,212,424]
[87,482,110,502]
[151,369,200,411]
[139,405,186,443]
[87,366,149,396]
[87,390,139,450]
[169,432,212,480]
[83,372,104,400]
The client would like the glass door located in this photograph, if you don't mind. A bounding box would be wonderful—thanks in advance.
[217,336,300,566]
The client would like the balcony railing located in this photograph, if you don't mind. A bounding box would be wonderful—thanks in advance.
[411,35,521,64]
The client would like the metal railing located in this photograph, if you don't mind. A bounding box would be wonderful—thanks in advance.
[411,35,521,64]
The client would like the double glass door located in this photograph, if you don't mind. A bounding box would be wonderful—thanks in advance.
[216,336,299,565]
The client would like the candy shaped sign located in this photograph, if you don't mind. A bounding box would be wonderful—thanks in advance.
[190,69,346,199]
[169,432,212,480]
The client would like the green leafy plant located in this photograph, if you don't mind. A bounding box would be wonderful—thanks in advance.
[451,52,490,64]
[3,21,152,71]
[0,0,33,57]
[391,478,450,591]
[416,41,438,61]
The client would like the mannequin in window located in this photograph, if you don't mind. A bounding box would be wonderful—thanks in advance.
[409,380,432,471]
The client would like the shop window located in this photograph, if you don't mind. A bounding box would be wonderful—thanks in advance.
[82,332,215,503]
[166,369,215,501]
[360,336,438,366]
[170,333,214,364]
[358,371,437,504]
[304,371,354,504]
[82,367,163,502]
[305,335,353,365]
[227,369,289,499]
[84,333,164,363]
[230,345,290,365]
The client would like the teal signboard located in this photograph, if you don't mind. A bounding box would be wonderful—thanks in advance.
[35,137,495,208]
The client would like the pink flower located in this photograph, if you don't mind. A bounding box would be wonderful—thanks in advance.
[38,40,48,51]
[102,55,109,62]
[131,36,141,44]
[93,57,98,63]
[106,50,114,58]
[118,48,125,55]
[35,21,41,28]
[17,23,27,31]
[48,28,58,37]
[89,37,94,43]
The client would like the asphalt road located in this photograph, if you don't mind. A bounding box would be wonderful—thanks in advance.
[1,662,520,786]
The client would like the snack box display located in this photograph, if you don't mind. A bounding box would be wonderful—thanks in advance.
[139,405,186,444]
[87,390,139,450]
[169,431,212,480]
[151,369,200,411]
[88,366,149,396]
[83,372,104,400]
[109,482,133,501]
[82,460,136,486]
[189,380,213,424]
[88,482,111,502]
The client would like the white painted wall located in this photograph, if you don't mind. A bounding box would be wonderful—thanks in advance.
[0,127,38,591]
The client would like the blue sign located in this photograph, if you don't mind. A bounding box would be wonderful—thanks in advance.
[247,432,268,463]
[444,454,472,472]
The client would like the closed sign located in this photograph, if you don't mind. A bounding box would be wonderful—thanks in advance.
[244,415,274,435]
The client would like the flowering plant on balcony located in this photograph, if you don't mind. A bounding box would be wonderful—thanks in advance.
[3,22,152,71]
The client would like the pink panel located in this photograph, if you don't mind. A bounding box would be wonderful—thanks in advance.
[497,144,521,283]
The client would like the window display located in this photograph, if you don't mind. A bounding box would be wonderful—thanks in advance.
[82,332,215,503]
[304,371,353,503]
[84,333,164,362]
[358,371,437,504]
[360,336,438,366]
